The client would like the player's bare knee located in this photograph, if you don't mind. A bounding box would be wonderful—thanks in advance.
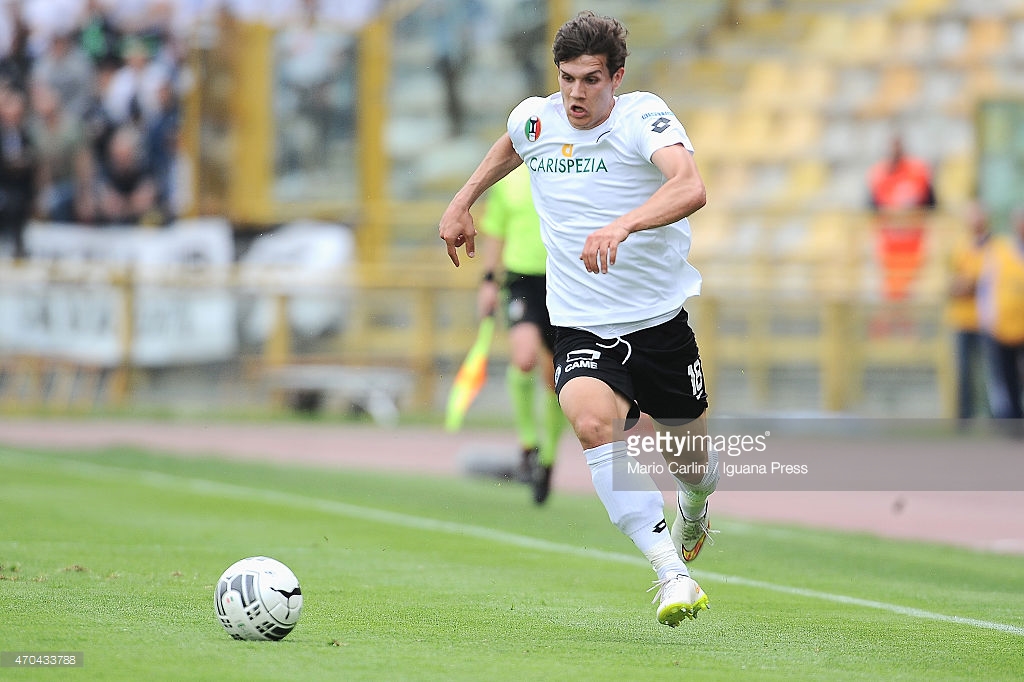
[510,352,537,374]
[571,413,614,450]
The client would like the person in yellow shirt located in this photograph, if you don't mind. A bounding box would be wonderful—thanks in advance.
[977,207,1024,424]
[946,201,991,420]
[477,164,566,504]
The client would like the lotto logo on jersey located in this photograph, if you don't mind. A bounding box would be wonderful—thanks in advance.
[525,116,542,141]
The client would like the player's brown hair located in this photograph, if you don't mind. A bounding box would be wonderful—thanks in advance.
[552,11,629,76]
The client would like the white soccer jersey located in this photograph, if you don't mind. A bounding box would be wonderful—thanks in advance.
[508,91,702,333]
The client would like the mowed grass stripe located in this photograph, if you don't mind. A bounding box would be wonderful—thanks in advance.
[3,447,1022,639]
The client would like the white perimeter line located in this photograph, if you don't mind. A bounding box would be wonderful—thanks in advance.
[4,449,1024,638]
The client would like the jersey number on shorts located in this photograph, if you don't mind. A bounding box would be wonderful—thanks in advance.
[687,358,704,398]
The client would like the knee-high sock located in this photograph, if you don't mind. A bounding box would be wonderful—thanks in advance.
[586,441,688,580]
[506,365,537,449]
[538,390,566,467]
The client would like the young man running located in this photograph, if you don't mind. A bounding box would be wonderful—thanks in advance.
[439,11,718,626]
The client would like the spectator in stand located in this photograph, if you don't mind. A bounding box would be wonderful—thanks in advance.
[977,208,1024,427]
[79,0,123,68]
[29,28,96,118]
[945,200,992,421]
[0,87,37,257]
[104,34,172,127]
[867,134,936,304]
[502,0,548,96]
[428,0,486,137]
[275,0,349,169]
[29,81,86,223]
[95,123,160,225]
[81,54,119,163]
[144,78,178,218]
[0,7,31,93]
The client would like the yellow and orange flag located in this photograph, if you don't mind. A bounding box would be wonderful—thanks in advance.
[444,315,496,432]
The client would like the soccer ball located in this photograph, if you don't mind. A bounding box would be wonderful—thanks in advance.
[214,556,303,641]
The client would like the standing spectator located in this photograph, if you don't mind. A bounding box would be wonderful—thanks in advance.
[29,81,86,222]
[945,200,992,421]
[30,29,96,118]
[80,55,119,163]
[977,208,1024,426]
[0,87,37,258]
[428,0,485,136]
[867,134,936,303]
[79,0,123,67]
[144,78,178,217]
[275,0,349,170]
[0,7,31,93]
[503,0,548,96]
[104,34,172,127]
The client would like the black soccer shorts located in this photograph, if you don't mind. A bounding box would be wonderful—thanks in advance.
[504,272,556,354]
[552,307,709,422]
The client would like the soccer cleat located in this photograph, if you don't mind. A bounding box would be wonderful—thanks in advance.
[671,498,716,562]
[532,463,553,505]
[517,447,539,484]
[648,574,709,626]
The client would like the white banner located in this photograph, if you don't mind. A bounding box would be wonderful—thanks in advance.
[238,220,354,343]
[0,220,238,367]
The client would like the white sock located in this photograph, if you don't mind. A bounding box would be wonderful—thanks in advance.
[678,447,719,520]
[640,535,688,582]
[585,441,688,581]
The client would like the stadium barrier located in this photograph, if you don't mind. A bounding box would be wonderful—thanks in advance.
[0,210,960,417]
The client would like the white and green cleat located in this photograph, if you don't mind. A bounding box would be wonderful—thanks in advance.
[649,574,710,627]
[671,498,717,562]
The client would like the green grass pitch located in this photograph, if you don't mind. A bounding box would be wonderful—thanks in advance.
[2,444,1023,681]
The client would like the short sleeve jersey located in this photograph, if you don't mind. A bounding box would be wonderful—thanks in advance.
[507,91,702,331]
[478,164,547,276]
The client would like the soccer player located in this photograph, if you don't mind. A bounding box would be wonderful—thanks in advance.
[477,164,566,504]
[439,11,717,625]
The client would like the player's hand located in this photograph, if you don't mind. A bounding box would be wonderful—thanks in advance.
[439,204,477,267]
[477,280,498,318]
[581,224,630,273]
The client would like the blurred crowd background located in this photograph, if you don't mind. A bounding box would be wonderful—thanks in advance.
[0,0,1022,427]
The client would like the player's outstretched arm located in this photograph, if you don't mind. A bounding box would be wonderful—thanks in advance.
[580,143,706,273]
[439,134,523,267]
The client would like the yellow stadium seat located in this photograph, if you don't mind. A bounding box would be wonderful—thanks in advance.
[705,161,753,209]
[771,160,830,210]
[790,63,835,108]
[728,111,774,161]
[956,17,1010,65]
[859,65,922,117]
[774,110,823,160]
[935,155,975,208]
[741,60,789,108]
[689,209,738,262]
[688,109,732,161]
[802,14,849,61]
[891,19,934,62]
[894,0,951,20]
[839,15,894,65]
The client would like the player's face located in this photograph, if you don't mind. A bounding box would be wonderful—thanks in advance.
[557,54,623,130]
